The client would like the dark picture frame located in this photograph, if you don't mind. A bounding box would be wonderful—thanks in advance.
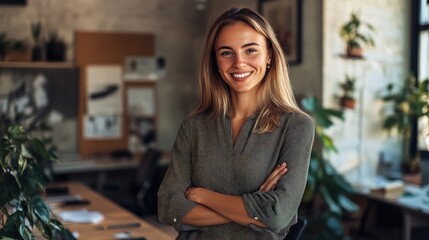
[258,0,302,65]
[0,0,26,5]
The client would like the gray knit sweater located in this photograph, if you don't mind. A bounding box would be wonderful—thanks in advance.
[157,111,314,240]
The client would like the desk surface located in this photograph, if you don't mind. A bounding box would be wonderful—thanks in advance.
[47,182,173,240]
[354,184,429,217]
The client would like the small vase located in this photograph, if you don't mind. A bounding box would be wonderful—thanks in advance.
[346,46,363,58]
[32,45,42,61]
[401,128,421,174]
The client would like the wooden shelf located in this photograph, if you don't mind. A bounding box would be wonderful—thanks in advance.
[0,61,76,69]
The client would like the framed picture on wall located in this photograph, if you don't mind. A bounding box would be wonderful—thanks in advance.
[0,0,26,5]
[258,0,302,65]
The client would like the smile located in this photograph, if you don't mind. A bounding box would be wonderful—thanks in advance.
[232,72,251,79]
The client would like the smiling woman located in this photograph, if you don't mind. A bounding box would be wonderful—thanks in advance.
[215,21,272,100]
[157,8,314,240]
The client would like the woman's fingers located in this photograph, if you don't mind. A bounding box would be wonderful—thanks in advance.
[259,163,287,192]
[261,167,287,192]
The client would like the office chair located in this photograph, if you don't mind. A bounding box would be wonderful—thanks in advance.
[135,148,162,214]
[284,217,307,240]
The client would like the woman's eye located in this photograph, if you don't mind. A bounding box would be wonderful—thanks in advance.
[220,51,233,56]
[246,49,257,54]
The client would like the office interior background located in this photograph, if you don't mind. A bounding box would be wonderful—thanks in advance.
[0,0,428,239]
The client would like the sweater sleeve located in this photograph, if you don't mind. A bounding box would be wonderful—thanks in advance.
[242,113,314,233]
[157,119,200,232]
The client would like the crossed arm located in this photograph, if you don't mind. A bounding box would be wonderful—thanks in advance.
[181,162,288,228]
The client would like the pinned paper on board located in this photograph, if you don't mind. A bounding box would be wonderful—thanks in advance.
[86,65,123,115]
[127,87,155,116]
[84,115,122,139]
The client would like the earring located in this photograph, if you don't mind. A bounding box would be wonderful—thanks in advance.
[267,64,271,69]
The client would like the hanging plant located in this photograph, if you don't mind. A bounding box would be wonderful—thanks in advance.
[339,75,357,109]
[340,11,375,58]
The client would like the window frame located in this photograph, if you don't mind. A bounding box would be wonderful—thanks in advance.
[413,0,429,158]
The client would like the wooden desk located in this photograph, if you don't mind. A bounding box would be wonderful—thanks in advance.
[354,184,429,240]
[47,182,173,240]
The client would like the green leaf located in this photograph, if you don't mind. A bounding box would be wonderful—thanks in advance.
[31,195,50,225]
[21,164,46,196]
[7,124,27,143]
[2,211,21,238]
[325,214,344,237]
[301,97,317,112]
[0,172,21,208]
[49,219,77,240]
[0,136,5,162]
[320,186,342,216]
[338,194,359,213]
[30,138,50,161]
[18,224,34,240]
[303,173,316,202]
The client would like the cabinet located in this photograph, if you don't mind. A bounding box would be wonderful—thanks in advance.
[75,31,156,158]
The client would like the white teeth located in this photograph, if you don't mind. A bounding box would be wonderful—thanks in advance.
[232,72,251,78]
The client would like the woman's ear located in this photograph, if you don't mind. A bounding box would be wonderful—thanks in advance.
[267,48,273,65]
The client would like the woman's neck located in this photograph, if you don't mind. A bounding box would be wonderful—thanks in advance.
[229,92,259,119]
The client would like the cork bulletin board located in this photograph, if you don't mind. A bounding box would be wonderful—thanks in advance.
[75,31,155,157]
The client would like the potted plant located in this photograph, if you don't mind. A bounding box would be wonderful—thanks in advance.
[340,11,375,58]
[4,39,31,62]
[1,87,75,239]
[381,74,429,175]
[31,22,43,61]
[301,97,359,239]
[45,31,66,62]
[339,75,357,109]
[0,32,11,61]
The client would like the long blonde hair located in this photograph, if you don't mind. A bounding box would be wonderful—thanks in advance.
[195,8,303,133]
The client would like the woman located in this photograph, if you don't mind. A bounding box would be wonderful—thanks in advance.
[158,7,314,240]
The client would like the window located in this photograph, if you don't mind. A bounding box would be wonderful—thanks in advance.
[415,0,429,153]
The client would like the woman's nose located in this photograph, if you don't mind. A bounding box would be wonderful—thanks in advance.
[233,54,247,68]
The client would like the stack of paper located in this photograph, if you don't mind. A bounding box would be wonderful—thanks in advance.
[58,209,104,224]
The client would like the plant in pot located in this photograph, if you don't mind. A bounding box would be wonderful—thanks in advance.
[339,75,357,109]
[4,39,31,62]
[31,22,43,61]
[340,11,375,58]
[0,32,11,61]
[381,74,429,177]
[1,86,75,239]
[301,97,359,240]
[45,31,66,62]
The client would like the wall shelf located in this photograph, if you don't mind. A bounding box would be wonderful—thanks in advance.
[0,61,76,69]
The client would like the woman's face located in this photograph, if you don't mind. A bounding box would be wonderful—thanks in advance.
[214,21,271,96]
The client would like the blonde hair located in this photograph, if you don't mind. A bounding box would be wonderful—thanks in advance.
[195,8,303,133]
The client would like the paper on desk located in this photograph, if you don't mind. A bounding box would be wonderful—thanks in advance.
[398,185,429,214]
[58,209,104,224]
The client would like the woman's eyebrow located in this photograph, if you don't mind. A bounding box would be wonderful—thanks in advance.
[242,42,260,48]
[217,42,260,52]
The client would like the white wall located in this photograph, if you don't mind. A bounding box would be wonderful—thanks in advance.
[322,0,411,181]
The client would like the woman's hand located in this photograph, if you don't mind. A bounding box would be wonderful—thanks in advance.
[186,187,204,203]
[259,162,288,192]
